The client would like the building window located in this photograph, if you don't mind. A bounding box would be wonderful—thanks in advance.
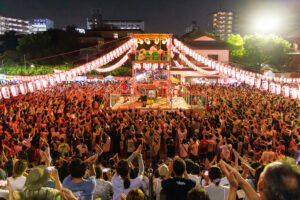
[113,32,118,39]
[208,54,219,60]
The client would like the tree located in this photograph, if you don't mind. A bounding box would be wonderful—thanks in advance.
[225,34,291,67]
[243,34,291,66]
[225,34,245,61]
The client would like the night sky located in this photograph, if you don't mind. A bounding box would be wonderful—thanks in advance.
[1,0,299,36]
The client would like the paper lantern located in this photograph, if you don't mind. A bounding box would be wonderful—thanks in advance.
[250,77,255,86]
[275,84,281,95]
[1,87,10,99]
[297,89,300,100]
[291,88,297,99]
[255,78,261,89]
[27,82,35,93]
[41,79,48,88]
[269,83,275,93]
[10,85,19,97]
[283,86,289,97]
[54,74,61,83]
[19,84,28,95]
[49,76,56,86]
[35,80,42,90]
[0,90,2,99]
[60,73,66,82]
[262,80,268,91]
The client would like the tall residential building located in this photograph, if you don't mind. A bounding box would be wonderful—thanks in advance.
[30,18,54,33]
[212,11,237,39]
[87,8,102,29]
[0,14,30,35]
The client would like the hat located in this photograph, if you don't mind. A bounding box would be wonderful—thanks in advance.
[25,166,50,190]
[0,169,7,180]
[159,164,169,178]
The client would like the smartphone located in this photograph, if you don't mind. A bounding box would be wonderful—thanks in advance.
[204,170,209,176]
[102,168,110,173]
[46,166,55,171]
[0,180,7,186]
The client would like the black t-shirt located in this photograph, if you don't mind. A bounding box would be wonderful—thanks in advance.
[162,177,196,200]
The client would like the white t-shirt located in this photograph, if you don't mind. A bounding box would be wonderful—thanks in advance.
[188,174,200,185]
[0,188,9,200]
[205,183,229,200]
[7,176,26,190]
[112,174,143,200]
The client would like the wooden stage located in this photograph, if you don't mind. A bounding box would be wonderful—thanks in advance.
[112,96,192,110]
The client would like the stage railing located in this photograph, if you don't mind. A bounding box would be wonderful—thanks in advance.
[110,81,128,108]
[182,86,206,109]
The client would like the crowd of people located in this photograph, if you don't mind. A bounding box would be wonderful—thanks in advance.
[0,81,299,200]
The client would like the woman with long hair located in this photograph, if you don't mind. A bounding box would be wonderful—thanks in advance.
[112,144,144,200]
[7,160,28,190]
[204,166,229,200]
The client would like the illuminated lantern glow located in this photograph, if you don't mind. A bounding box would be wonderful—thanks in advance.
[297,89,300,100]
[283,86,289,97]
[10,85,19,97]
[71,69,77,77]
[19,84,28,95]
[41,79,48,88]
[66,71,73,80]
[0,90,2,99]
[1,87,10,99]
[275,84,281,95]
[49,77,56,86]
[269,83,275,93]
[255,78,261,89]
[262,80,268,91]
[291,88,297,99]
[60,73,66,82]
[54,74,61,83]
[250,77,255,86]
[27,82,35,93]
[35,80,42,90]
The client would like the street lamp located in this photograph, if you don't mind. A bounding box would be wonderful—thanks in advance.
[254,17,280,34]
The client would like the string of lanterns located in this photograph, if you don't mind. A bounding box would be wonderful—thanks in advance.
[172,47,218,75]
[173,38,300,84]
[95,49,132,73]
[173,38,300,100]
[0,39,134,99]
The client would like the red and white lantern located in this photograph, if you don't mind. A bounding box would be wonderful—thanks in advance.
[10,85,19,97]
[19,84,28,95]
[1,87,10,99]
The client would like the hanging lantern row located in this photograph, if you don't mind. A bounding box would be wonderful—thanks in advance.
[7,39,133,82]
[172,47,218,75]
[133,63,169,71]
[172,38,300,100]
[95,50,131,73]
[173,38,300,84]
[0,39,134,99]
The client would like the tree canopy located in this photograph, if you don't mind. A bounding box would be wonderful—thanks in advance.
[225,34,291,67]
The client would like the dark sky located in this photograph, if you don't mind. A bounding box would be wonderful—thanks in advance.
[1,0,299,36]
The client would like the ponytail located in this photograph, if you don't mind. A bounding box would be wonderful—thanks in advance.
[123,176,131,189]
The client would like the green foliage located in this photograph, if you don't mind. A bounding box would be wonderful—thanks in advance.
[225,34,245,61]
[225,34,291,67]
[205,32,215,37]
[0,64,74,75]
[109,66,132,76]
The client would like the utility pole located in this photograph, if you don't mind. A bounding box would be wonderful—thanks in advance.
[23,54,26,75]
